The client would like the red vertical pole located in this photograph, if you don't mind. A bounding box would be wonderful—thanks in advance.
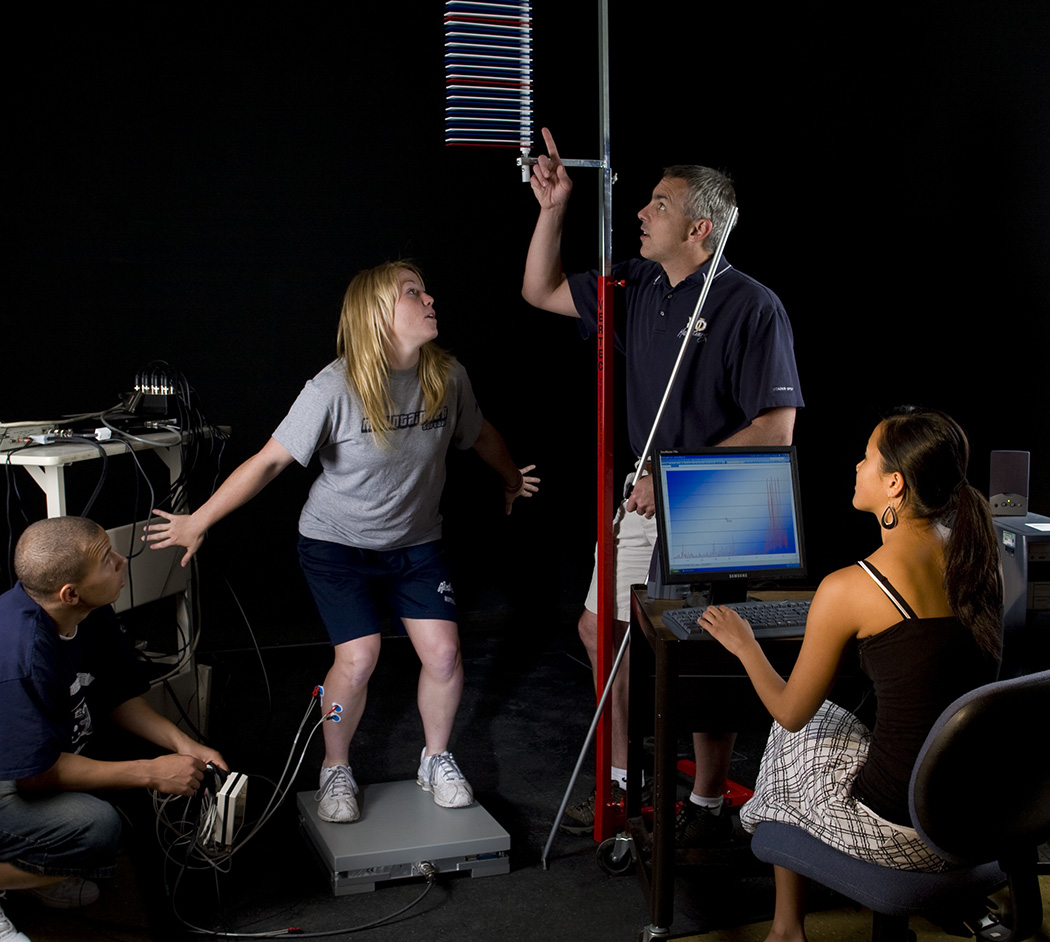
[593,0,615,842]
[593,272,615,841]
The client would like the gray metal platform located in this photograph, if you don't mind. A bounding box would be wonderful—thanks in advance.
[297,780,510,895]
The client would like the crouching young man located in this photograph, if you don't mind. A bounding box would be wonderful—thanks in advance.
[0,517,225,941]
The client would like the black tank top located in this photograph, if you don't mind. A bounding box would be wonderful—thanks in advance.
[851,561,996,825]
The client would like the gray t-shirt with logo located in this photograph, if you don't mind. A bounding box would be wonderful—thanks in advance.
[273,358,483,550]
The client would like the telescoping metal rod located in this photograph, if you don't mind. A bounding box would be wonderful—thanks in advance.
[627,205,739,498]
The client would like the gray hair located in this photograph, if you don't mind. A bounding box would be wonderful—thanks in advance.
[663,164,738,252]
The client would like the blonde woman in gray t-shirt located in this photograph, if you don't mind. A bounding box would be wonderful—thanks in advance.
[147,261,538,823]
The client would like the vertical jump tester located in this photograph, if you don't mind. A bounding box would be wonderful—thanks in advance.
[445,0,621,856]
[445,0,735,870]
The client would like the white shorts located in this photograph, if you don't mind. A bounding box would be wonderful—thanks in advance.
[584,472,658,623]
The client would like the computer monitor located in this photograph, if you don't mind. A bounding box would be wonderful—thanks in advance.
[652,446,807,604]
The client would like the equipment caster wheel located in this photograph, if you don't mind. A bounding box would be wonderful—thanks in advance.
[596,835,634,875]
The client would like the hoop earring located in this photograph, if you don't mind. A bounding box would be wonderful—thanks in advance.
[881,505,898,530]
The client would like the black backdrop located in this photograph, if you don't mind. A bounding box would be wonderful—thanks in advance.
[8,3,1049,645]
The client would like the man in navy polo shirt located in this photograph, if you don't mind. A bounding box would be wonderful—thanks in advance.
[0,516,225,939]
[523,128,803,844]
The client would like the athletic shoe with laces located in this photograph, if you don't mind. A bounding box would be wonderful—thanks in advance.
[315,764,360,823]
[24,876,99,909]
[416,749,474,808]
[674,799,734,847]
[0,894,31,942]
[559,779,653,835]
[560,781,624,834]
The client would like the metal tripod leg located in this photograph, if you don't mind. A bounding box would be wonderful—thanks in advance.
[541,625,632,869]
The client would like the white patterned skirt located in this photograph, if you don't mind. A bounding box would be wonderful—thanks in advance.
[739,700,948,873]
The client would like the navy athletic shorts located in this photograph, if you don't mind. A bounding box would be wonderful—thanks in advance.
[297,535,457,645]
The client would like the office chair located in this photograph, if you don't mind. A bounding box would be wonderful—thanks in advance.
[750,669,1050,942]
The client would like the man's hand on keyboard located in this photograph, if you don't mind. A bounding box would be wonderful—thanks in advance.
[699,605,756,656]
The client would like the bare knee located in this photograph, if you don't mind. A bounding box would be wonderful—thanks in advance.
[579,610,629,662]
[329,638,381,689]
[578,608,598,656]
[422,636,462,683]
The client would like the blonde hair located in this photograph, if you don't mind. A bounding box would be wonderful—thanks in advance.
[335,261,452,447]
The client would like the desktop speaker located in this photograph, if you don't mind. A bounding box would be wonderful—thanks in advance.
[990,450,1029,516]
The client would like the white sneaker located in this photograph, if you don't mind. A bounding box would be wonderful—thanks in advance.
[315,765,360,823]
[0,895,31,942]
[416,749,474,808]
[24,876,99,909]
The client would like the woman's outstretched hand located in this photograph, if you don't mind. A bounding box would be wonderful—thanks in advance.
[143,509,206,567]
[505,464,540,515]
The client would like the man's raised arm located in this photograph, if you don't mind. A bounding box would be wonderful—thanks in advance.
[522,127,580,317]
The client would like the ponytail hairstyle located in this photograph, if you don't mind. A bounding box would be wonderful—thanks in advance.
[335,261,452,447]
[877,406,1002,659]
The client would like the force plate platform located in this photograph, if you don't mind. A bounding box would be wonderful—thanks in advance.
[297,779,510,895]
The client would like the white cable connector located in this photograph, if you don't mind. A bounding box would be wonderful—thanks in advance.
[198,772,248,849]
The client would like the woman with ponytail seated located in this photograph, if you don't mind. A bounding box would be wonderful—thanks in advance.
[698,406,1002,942]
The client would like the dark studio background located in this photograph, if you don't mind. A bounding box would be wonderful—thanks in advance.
[7,1,1049,648]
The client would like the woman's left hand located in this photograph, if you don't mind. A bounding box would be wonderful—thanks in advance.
[698,605,756,657]
[505,464,540,515]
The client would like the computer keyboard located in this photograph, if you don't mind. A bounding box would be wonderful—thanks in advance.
[661,599,810,641]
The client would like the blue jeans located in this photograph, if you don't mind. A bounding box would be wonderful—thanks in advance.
[0,780,122,879]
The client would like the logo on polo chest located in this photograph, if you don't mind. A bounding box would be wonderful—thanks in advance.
[677,317,708,343]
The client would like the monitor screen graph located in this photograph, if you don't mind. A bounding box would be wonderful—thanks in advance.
[654,448,806,585]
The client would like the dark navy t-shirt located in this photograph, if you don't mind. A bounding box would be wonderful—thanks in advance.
[0,583,148,780]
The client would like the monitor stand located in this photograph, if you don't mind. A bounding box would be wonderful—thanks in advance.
[706,581,749,606]
[678,581,749,610]
[297,780,510,895]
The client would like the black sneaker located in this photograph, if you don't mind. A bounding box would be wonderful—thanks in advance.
[674,800,734,848]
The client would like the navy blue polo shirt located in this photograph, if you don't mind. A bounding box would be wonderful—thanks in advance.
[568,256,803,454]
